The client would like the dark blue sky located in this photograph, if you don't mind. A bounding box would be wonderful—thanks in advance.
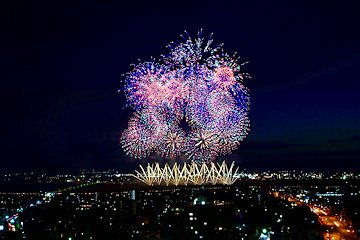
[1,0,359,174]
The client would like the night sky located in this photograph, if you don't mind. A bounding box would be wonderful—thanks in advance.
[1,1,359,174]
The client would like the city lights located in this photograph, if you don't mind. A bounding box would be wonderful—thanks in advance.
[1,169,360,239]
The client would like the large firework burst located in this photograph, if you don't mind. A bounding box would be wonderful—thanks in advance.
[121,29,250,163]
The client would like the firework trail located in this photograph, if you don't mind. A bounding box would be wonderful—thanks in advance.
[121,29,250,163]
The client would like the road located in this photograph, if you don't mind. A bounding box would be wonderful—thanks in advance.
[312,206,356,240]
[271,192,357,240]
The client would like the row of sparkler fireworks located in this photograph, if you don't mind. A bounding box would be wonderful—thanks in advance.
[121,30,251,163]
[131,161,240,186]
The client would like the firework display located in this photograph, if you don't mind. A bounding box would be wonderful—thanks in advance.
[131,161,240,186]
[121,30,250,163]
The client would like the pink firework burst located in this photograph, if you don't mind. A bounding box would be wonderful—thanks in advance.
[121,30,250,163]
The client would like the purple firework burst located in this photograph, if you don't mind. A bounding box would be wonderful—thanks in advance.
[121,29,251,164]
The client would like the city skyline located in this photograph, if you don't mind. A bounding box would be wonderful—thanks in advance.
[1,1,359,174]
[2,169,360,239]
